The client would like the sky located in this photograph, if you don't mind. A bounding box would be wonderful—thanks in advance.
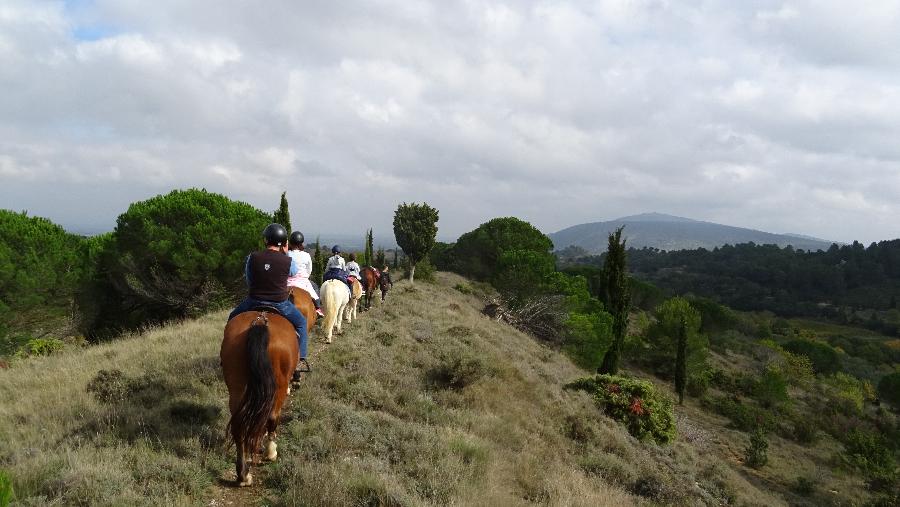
[1,0,899,244]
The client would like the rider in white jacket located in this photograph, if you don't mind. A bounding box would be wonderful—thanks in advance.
[287,231,324,317]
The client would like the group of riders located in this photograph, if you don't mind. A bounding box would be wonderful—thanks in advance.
[227,223,392,379]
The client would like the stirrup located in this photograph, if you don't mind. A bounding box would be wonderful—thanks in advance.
[297,358,311,373]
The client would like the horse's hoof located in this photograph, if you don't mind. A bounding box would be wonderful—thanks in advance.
[239,473,253,487]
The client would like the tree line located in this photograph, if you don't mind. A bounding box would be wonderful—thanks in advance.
[0,190,440,351]
[562,241,900,335]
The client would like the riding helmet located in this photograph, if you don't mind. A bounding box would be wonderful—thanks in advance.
[331,245,341,254]
[263,223,288,246]
[289,231,305,246]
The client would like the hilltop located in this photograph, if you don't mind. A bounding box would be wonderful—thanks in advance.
[0,272,872,505]
[550,213,837,252]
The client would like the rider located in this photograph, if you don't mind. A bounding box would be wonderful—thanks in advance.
[323,245,353,295]
[381,264,393,293]
[346,253,362,291]
[287,231,325,318]
[228,223,310,375]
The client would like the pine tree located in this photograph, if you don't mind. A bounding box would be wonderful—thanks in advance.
[675,317,687,404]
[272,191,291,232]
[599,226,631,374]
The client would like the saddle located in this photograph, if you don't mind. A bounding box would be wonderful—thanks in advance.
[249,305,289,323]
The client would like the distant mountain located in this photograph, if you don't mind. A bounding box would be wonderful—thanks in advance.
[550,213,837,253]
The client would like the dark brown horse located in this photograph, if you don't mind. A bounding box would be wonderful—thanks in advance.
[360,267,380,311]
[221,311,298,486]
[288,287,317,333]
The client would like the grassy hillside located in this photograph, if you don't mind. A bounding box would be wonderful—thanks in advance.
[1,273,865,505]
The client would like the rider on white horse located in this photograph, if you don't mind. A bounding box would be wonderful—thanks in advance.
[286,231,325,317]
[323,245,353,295]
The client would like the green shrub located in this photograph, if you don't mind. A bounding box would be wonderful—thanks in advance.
[453,283,473,295]
[744,428,769,468]
[0,469,13,507]
[784,338,842,375]
[823,372,872,415]
[842,429,899,491]
[792,475,816,496]
[578,453,637,484]
[14,337,65,359]
[791,418,819,445]
[703,395,774,432]
[86,369,131,403]
[753,366,790,408]
[878,372,900,407]
[566,374,676,444]
[426,349,496,390]
[686,370,712,397]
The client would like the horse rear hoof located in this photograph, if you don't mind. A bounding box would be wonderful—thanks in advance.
[238,473,254,487]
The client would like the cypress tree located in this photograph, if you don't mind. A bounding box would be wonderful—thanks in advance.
[599,226,631,374]
[392,248,399,270]
[272,191,291,232]
[312,237,323,284]
[366,229,375,266]
[675,317,687,404]
[375,246,386,268]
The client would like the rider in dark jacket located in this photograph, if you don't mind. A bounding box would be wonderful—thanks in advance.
[229,223,310,374]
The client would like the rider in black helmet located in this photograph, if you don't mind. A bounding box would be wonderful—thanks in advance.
[323,244,353,294]
[228,223,310,376]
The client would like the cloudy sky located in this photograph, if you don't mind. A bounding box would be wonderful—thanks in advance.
[1,0,899,244]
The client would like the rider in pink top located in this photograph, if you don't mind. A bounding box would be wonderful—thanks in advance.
[287,231,324,317]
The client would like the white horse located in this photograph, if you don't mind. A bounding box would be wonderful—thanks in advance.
[344,278,363,324]
[320,279,350,343]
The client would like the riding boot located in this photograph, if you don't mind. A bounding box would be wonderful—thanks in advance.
[314,298,324,317]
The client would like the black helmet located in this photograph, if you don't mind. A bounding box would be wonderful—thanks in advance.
[289,231,305,246]
[331,245,341,254]
[263,223,288,246]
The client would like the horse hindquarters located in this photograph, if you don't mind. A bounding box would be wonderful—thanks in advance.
[222,314,297,487]
[321,280,348,343]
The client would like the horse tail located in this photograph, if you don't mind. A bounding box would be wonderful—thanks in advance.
[226,322,276,456]
[322,281,340,334]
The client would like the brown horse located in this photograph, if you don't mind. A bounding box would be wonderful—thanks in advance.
[360,267,380,311]
[288,287,317,333]
[221,311,298,487]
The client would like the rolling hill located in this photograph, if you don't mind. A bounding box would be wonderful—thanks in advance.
[3,272,839,506]
[550,213,837,253]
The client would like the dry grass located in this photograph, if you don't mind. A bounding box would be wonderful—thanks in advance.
[0,272,862,505]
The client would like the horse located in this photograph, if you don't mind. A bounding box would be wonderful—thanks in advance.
[319,279,350,343]
[379,270,393,302]
[345,278,363,323]
[221,310,298,487]
[360,267,380,311]
[288,287,317,333]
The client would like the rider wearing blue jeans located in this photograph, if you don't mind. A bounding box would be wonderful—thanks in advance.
[229,223,310,376]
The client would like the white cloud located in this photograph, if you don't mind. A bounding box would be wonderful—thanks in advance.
[0,0,898,244]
